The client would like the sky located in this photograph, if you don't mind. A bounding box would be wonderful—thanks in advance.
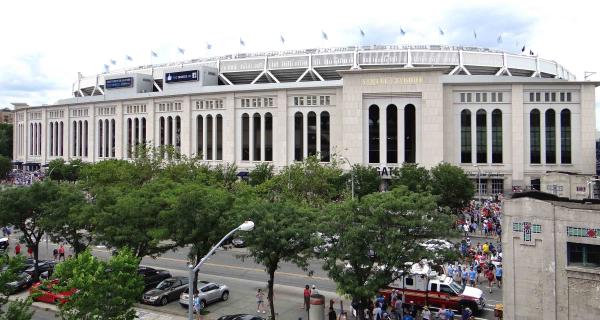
[1,0,599,126]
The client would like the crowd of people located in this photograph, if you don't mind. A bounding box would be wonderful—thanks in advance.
[458,196,503,241]
[1,169,45,185]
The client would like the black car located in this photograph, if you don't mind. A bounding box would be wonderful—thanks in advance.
[138,266,172,290]
[142,276,189,306]
[217,315,265,320]
[24,260,56,279]
[6,272,33,293]
[0,237,8,250]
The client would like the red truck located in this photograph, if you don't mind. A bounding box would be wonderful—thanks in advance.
[380,262,486,314]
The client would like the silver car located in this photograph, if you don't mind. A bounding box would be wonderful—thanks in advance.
[179,281,229,309]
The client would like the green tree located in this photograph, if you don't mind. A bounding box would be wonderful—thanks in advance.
[260,156,345,207]
[430,162,475,212]
[41,182,94,256]
[93,178,175,258]
[0,255,34,320]
[161,183,235,292]
[320,187,454,319]
[0,181,58,275]
[390,163,431,193]
[238,200,316,320]
[53,249,144,320]
[48,158,86,182]
[0,123,12,158]
[248,162,274,186]
[346,164,381,199]
[0,155,10,180]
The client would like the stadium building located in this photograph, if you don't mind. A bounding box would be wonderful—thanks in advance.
[11,45,598,193]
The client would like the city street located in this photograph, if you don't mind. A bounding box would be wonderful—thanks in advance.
[20,236,502,319]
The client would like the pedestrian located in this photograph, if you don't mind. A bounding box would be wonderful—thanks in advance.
[53,248,59,261]
[15,243,21,255]
[27,245,33,258]
[374,303,382,320]
[486,267,495,293]
[469,267,477,287]
[445,308,455,320]
[394,297,402,320]
[329,305,337,320]
[495,265,503,288]
[256,288,266,314]
[58,244,65,261]
[437,305,447,320]
[461,268,468,286]
[422,306,431,320]
[193,292,202,320]
[303,285,311,310]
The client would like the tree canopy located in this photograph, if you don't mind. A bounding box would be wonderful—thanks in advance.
[53,249,144,320]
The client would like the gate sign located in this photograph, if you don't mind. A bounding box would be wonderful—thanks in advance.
[105,77,133,89]
[165,70,199,83]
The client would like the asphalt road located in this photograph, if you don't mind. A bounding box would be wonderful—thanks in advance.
[10,234,502,319]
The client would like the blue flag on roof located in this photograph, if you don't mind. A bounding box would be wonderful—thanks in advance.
[321,31,328,40]
[240,38,245,46]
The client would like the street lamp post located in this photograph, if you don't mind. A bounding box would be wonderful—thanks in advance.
[340,157,354,200]
[187,221,254,320]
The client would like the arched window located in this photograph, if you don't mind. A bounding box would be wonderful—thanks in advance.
[78,120,83,157]
[134,118,140,146]
[72,121,77,156]
[59,121,64,156]
[368,105,380,163]
[196,115,203,157]
[206,115,213,160]
[253,113,261,161]
[265,113,273,161]
[307,111,317,157]
[561,109,571,164]
[294,112,303,161]
[530,109,541,164]
[55,121,59,156]
[104,119,109,157]
[175,116,181,153]
[127,118,132,158]
[49,122,54,156]
[404,104,416,163]
[141,118,146,145]
[320,111,330,162]
[242,113,249,161]
[492,109,502,163]
[545,109,556,164]
[460,110,471,163]
[387,105,398,163]
[110,119,115,157]
[84,120,88,157]
[476,109,486,163]
[216,115,223,160]
[97,120,102,157]
[167,116,173,146]
[159,117,165,146]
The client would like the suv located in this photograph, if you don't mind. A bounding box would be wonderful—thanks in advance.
[179,281,229,309]
[138,266,172,290]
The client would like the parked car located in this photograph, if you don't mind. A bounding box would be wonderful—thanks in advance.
[29,279,76,305]
[419,239,454,251]
[142,276,189,306]
[217,315,265,320]
[24,260,56,279]
[231,237,246,248]
[138,266,172,290]
[6,272,33,293]
[179,281,229,309]
[0,237,8,250]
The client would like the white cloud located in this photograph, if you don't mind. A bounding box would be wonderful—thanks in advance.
[1,0,599,127]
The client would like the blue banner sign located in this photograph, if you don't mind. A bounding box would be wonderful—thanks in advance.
[105,77,134,89]
[165,70,199,83]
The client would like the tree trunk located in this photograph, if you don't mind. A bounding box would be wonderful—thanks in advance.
[267,268,276,320]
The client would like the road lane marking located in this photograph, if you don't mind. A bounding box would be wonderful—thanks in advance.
[92,248,331,281]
